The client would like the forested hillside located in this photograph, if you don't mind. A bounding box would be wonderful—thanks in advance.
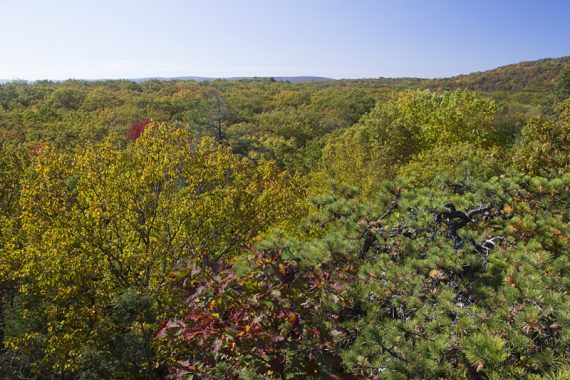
[0,58,569,379]
[428,56,570,93]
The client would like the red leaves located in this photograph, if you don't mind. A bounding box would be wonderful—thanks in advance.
[127,119,151,141]
[156,247,353,377]
[155,328,167,339]
[155,319,186,338]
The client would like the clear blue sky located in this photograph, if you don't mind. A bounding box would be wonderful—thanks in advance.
[1,0,569,80]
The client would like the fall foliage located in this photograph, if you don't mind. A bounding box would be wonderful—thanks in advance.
[0,61,569,378]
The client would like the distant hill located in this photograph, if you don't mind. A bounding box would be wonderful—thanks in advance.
[0,76,332,84]
[425,56,570,93]
[129,76,332,83]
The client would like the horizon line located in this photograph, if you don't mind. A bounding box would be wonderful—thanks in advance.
[1,54,569,84]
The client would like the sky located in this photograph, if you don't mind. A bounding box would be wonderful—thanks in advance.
[0,0,569,80]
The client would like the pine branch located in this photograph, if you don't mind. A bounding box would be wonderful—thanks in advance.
[434,203,491,249]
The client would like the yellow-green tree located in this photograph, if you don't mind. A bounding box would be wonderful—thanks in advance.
[0,144,27,352]
[512,99,570,176]
[397,142,502,187]
[5,124,302,378]
[314,90,497,197]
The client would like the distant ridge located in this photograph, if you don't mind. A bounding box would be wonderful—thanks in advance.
[425,55,570,92]
[129,76,332,83]
[1,55,569,90]
[0,76,332,84]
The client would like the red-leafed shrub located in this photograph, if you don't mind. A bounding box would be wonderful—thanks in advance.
[156,248,355,379]
[127,119,152,140]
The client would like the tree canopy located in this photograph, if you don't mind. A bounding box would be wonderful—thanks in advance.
[0,72,568,378]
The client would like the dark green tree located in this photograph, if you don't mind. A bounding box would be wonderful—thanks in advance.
[557,68,570,100]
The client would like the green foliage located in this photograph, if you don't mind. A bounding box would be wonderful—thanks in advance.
[557,68,570,100]
[463,333,509,373]
[397,142,502,187]
[49,87,87,110]
[512,99,570,176]
[316,90,498,197]
[288,174,569,379]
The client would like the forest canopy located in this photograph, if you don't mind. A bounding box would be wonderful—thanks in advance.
[0,57,569,379]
